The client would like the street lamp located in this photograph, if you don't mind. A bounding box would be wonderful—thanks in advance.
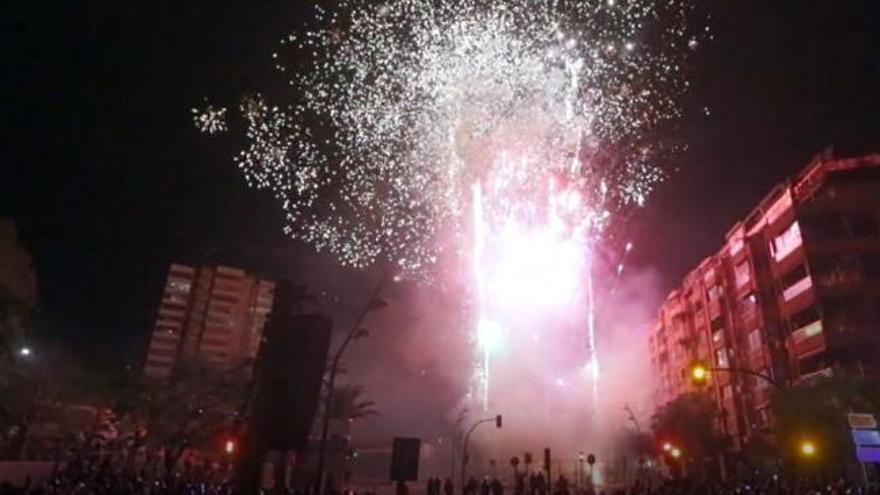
[687,361,780,388]
[670,447,682,459]
[460,415,502,494]
[799,439,817,458]
[690,363,708,384]
[19,347,31,357]
[315,283,387,495]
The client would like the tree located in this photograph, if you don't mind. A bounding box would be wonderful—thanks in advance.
[652,392,730,474]
[770,374,880,474]
[0,346,84,459]
[113,361,248,482]
[0,220,38,360]
[328,384,378,421]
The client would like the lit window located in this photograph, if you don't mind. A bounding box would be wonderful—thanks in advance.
[748,329,762,351]
[771,221,802,262]
[755,369,772,390]
[716,348,730,368]
[722,385,734,399]
[734,262,751,287]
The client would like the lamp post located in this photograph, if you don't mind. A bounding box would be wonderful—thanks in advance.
[688,361,782,389]
[315,283,386,495]
[460,415,502,494]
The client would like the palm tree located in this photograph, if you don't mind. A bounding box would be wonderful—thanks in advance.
[328,384,378,421]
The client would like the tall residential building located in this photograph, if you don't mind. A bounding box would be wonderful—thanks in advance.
[648,153,880,450]
[144,263,276,379]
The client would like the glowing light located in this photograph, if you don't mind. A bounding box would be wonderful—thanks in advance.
[477,318,504,354]
[799,440,817,457]
[197,0,704,277]
[197,0,707,415]
[486,223,582,308]
[662,442,672,451]
[19,347,31,357]
[670,447,682,459]
[225,439,236,455]
[691,364,709,383]
[191,104,227,134]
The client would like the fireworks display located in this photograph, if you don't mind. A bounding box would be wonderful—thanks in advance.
[191,103,228,135]
[201,0,705,420]
[220,0,703,276]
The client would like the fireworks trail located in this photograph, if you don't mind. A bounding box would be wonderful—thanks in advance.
[200,0,706,420]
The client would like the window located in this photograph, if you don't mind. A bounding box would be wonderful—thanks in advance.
[757,408,771,427]
[780,264,811,301]
[748,329,763,351]
[755,369,772,390]
[722,385,734,400]
[716,348,730,368]
[713,329,724,344]
[730,238,745,255]
[168,280,192,293]
[734,261,751,287]
[771,221,803,261]
[708,284,724,302]
[738,292,758,317]
[789,307,820,331]
[780,264,807,288]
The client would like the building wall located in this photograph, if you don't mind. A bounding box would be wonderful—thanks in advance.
[143,264,276,379]
[648,153,880,449]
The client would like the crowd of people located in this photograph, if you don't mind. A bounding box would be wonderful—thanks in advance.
[413,472,880,495]
[0,460,877,494]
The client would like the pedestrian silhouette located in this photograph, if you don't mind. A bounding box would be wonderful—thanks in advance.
[491,477,504,495]
[466,476,479,495]
[444,477,454,495]
[480,477,491,495]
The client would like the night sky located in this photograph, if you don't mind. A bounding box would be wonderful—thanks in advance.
[3,1,879,371]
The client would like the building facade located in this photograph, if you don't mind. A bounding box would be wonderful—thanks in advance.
[144,263,276,379]
[648,153,880,449]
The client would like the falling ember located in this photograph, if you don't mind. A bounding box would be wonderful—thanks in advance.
[199,0,706,424]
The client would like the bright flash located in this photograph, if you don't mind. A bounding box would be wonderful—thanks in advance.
[486,223,582,308]
[477,319,504,354]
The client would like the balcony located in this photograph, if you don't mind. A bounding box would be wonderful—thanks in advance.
[787,320,825,358]
[782,275,813,302]
[795,366,833,386]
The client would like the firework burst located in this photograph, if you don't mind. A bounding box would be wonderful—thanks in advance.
[205,0,704,277]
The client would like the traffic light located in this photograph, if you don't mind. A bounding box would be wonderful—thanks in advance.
[495,415,503,428]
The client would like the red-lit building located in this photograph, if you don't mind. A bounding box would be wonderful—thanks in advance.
[648,153,880,449]
[144,263,276,379]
